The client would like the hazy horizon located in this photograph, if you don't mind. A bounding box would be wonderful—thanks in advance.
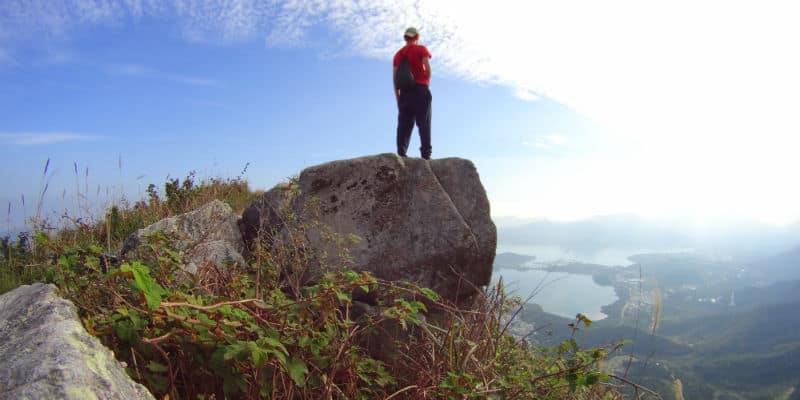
[4,163,800,236]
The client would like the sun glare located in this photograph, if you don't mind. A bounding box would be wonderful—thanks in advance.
[449,1,800,224]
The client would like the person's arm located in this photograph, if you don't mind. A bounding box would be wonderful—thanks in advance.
[393,66,400,98]
[422,57,431,79]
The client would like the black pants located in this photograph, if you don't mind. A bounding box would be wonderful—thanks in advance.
[396,84,432,159]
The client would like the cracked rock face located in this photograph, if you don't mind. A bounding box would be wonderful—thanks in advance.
[244,153,497,303]
[0,283,154,400]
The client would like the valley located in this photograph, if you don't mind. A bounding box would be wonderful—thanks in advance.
[494,248,800,399]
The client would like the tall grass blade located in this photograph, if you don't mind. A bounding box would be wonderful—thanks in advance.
[38,184,49,208]
[651,287,663,335]
[673,378,685,400]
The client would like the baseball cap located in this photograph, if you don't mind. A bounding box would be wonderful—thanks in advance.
[404,27,419,38]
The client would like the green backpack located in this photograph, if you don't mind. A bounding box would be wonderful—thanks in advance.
[394,55,416,90]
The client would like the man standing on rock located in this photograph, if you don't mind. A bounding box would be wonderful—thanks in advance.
[393,27,433,160]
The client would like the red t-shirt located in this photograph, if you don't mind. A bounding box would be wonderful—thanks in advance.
[393,44,432,86]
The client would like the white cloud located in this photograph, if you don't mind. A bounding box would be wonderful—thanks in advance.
[106,63,222,87]
[3,0,800,222]
[523,135,568,150]
[0,132,101,145]
[172,0,268,43]
[512,88,539,101]
[6,0,789,142]
[72,0,119,23]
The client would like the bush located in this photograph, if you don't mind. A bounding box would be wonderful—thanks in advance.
[1,174,637,399]
[46,234,623,399]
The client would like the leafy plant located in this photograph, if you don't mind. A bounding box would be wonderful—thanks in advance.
[1,174,640,399]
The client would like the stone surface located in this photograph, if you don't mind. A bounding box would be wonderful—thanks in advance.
[123,199,245,273]
[245,153,497,302]
[0,283,154,400]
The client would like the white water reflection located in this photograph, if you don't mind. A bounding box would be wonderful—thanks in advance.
[492,268,618,321]
[496,244,691,266]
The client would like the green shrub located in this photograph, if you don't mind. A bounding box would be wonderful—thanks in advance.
[1,173,641,399]
[45,232,624,399]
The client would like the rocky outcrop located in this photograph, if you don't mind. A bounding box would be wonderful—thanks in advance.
[122,200,245,274]
[243,154,496,303]
[0,283,154,400]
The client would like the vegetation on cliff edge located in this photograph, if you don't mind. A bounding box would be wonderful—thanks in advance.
[0,173,645,399]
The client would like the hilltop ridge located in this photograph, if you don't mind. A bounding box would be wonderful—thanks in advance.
[0,154,628,399]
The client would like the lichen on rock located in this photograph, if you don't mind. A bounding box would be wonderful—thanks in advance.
[0,283,154,400]
[243,153,497,304]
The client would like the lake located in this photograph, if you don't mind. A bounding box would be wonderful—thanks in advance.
[496,244,691,266]
[492,267,618,320]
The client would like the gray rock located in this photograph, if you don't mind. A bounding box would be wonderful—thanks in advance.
[123,200,245,273]
[0,283,154,400]
[246,153,497,303]
[184,240,246,275]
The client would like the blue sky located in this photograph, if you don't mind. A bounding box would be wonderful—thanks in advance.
[2,1,800,233]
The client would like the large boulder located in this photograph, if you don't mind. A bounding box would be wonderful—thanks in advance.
[243,154,496,303]
[122,200,245,274]
[0,283,154,400]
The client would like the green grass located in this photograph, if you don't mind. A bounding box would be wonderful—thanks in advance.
[2,172,257,295]
[0,172,633,400]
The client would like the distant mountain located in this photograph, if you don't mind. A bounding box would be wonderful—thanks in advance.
[499,214,690,251]
[578,298,800,399]
[493,252,536,268]
[498,214,800,259]
[658,298,800,353]
[745,245,800,284]
[492,216,537,228]
[690,220,800,260]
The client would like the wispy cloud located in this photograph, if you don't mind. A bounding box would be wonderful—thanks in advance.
[3,1,799,156]
[174,0,268,43]
[0,132,101,145]
[512,88,539,102]
[20,46,221,87]
[0,48,17,66]
[2,1,800,223]
[524,135,568,150]
[106,63,222,87]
